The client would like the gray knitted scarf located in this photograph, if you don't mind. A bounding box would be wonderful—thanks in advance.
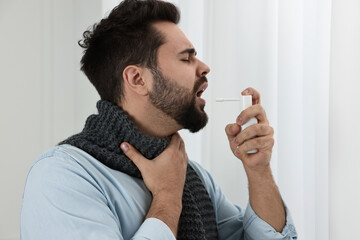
[60,100,218,239]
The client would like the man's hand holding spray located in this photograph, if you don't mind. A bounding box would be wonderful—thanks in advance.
[218,87,286,232]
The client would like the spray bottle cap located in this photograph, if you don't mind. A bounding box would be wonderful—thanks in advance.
[240,95,252,111]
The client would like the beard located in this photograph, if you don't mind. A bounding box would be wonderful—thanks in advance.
[148,68,208,133]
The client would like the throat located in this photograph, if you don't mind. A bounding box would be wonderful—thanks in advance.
[127,104,181,138]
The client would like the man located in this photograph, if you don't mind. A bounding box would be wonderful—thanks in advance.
[21,0,297,239]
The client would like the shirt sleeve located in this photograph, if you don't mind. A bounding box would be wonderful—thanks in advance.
[243,202,297,240]
[189,161,298,240]
[21,152,175,240]
[132,218,175,240]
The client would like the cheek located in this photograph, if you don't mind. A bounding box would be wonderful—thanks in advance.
[163,62,197,89]
[178,71,197,89]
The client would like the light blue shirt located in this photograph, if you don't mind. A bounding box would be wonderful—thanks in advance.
[21,144,297,239]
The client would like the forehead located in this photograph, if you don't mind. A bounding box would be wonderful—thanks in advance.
[152,21,194,54]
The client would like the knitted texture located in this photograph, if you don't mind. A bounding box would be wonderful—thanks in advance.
[60,100,219,239]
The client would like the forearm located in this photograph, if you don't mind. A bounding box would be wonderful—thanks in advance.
[245,166,286,232]
[146,193,182,237]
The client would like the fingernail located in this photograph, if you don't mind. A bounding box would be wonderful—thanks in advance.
[230,125,236,133]
[121,143,129,153]
[237,117,242,125]
[243,89,249,94]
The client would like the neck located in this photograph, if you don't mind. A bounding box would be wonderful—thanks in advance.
[120,98,181,138]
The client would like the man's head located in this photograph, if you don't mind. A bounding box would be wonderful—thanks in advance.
[80,0,210,134]
[79,0,179,103]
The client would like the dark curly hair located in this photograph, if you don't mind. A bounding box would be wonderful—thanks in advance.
[79,0,180,103]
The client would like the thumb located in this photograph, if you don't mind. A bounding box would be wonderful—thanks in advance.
[225,123,241,141]
[120,142,147,170]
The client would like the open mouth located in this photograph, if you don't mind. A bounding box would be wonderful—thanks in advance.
[196,83,208,98]
[195,82,208,105]
[197,89,204,97]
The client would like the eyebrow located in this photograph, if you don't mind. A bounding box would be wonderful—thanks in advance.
[178,48,197,56]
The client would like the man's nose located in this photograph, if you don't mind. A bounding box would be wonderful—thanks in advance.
[197,59,210,77]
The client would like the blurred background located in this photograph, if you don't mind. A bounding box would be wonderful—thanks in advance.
[0,0,359,239]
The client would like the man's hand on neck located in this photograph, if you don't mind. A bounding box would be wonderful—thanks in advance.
[120,133,187,237]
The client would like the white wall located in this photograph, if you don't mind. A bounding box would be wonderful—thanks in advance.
[0,1,101,239]
[329,0,360,239]
[1,1,41,238]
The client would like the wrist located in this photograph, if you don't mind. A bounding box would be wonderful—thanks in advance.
[152,192,182,212]
[245,165,286,232]
[244,165,274,184]
[147,193,182,237]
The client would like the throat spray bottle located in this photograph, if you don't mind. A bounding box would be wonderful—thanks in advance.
[216,95,258,154]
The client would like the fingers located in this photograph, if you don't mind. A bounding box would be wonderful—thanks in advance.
[166,133,187,160]
[237,88,266,125]
[237,104,269,125]
[227,88,275,169]
[242,87,261,104]
[179,137,186,153]
[233,124,274,147]
[225,123,241,141]
[228,124,274,167]
[120,133,184,166]
[120,142,147,170]
[235,135,274,158]
[164,132,182,150]
[234,135,274,169]
[173,133,188,164]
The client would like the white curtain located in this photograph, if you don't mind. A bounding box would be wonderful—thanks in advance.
[169,1,332,239]
[329,0,360,239]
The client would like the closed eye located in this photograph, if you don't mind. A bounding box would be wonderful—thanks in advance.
[178,48,197,63]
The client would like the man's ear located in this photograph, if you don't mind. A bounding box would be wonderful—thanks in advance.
[123,65,150,96]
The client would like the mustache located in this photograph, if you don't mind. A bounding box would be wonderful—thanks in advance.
[192,76,208,94]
